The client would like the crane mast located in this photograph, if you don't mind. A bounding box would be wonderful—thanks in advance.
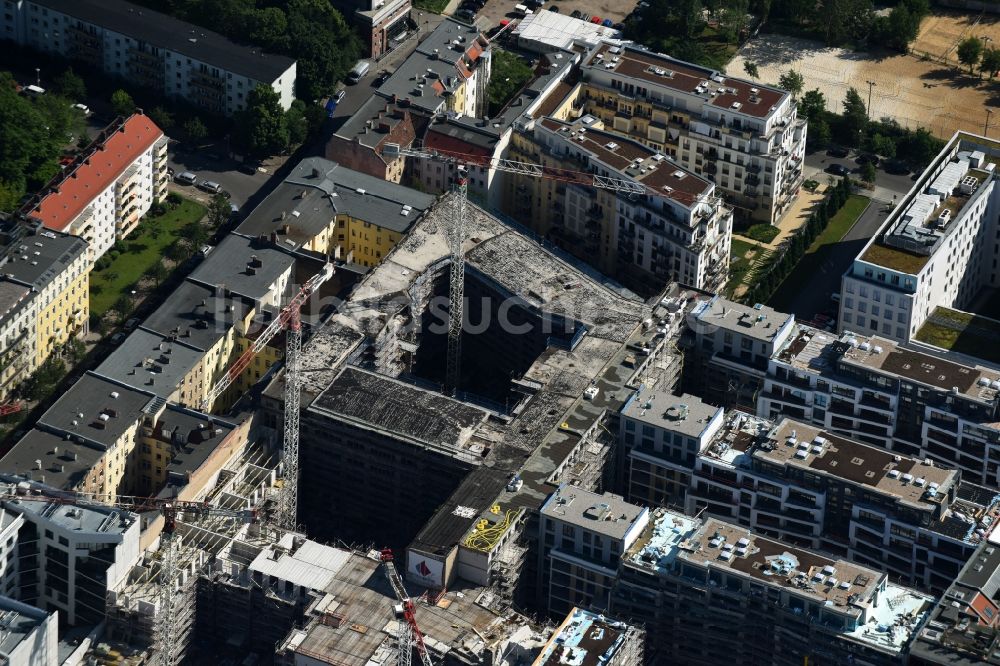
[445,171,468,394]
[380,548,434,666]
[199,263,333,532]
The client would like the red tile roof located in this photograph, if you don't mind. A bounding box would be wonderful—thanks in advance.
[31,114,164,232]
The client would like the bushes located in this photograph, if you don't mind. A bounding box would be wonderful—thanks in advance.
[742,176,853,305]
[739,224,781,243]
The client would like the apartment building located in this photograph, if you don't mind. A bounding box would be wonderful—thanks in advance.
[331,0,412,60]
[24,114,167,262]
[236,157,434,267]
[376,17,490,118]
[618,391,724,506]
[611,512,933,665]
[685,414,999,592]
[325,97,422,183]
[0,226,88,380]
[760,324,1000,487]
[683,295,796,409]
[538,486,649,617]
[576,42,807,225]
[504,114,732,295]
[0,596,57,666]
[0,280,33,402]
[2,0,297,115]
[840,133,999,344]
[532,607,644,666]
[910,536,1000,665]
[0,481,140,627]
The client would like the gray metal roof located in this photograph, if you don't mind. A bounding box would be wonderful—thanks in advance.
[139,281,252,353]
[155,406,236,480]
[541,485,646,540]
[95,328,204,400]
[621,391,722,439]
[36,373,152,449]
[0,429,103,489]
[32,0,295,82]
[375,18,486,113]
[0,230,86,289]
[0,599,50,658]
[188,234,294,302]
[236,158,435,248]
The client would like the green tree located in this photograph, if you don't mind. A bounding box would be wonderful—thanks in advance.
[232,85,289,157]
[111,89,136,117]
[207,193,230,228]
[20,356,66,400]
[778,69,804,97]
[145,262,170,286]
[486,50,534,116]
[249,6,289,51]
[798,88,826,121]
[957,37,983,75]
[183,117,208,143]
[149,106,175,131]
[286,0,363,102]
[841,87,868,147]
[286,101,309,145]
[861,161,876,184]
[0,72,64,209]
[808,117,832,149]
[53,68,86,101]
[743,61,760,79]
[184,221,209,249]
[870,133,896,159]
[165,241,190,262]
[113,294,134,322]
[898,127,942,167]
[980,48,1000,80]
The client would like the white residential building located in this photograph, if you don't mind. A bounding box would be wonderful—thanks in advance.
[1,483,141,627]
[25,113,167,262]
[1,0,297,115]
[0,595,58,666]
[840,132,999,344]
[538,485,649,617]
[577,42,807,224]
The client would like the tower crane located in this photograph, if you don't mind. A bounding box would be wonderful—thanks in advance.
[381,142,724,394]
[200,263,334,532]
[0,487,256,666]
[380,548,434,666]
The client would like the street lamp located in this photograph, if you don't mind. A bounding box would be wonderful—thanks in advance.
[865,80,877,119]
[34,67,40,87]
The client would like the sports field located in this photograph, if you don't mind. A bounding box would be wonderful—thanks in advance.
[727,15,1000,139]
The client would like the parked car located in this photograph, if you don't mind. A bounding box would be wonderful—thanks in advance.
[72,103,91,116]
[334,89,346,104]
[198,179,223,194]
[884,159,911,175]
[590,15,603,23]
[827,163,851,177]
[456,7,476,20]
[230,203,240,216]
[856,153,880,166]
[826,145,849,158]
[571,9,583,17]
[175,171,197,185]
[373,70,391,86]
[238,163,258,175]
[602,18,614,26]
[124,318,140,331]
[548,5,559,10]
[111,332,126,345]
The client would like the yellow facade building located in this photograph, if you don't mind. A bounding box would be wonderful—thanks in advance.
[236,157,435,270]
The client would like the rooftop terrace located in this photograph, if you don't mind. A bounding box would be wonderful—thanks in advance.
[841,329,1000,401]
[758,420,956,508]
[915,307,1000,366]
[532,608,638,666]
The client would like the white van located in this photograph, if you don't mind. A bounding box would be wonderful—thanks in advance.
[347,60,371,84]
[23,84,45,97]
[514,3,529,13]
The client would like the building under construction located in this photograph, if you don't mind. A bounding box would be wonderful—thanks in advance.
[260,193,699,612]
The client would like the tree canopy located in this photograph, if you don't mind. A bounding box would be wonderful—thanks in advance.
[111,89,136,117]
[957,37,983,74]
[982,48,1000,80]
[0,72,85,212]
[778,69,804,97]
[53,68,86,101]
[232,85,289,158]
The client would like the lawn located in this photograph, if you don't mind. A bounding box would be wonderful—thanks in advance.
[738,223,780,244]
[724,238,762,297]
[806,195,870,254]
[412,0,449,13]
[915,307,1000,364]
[89,198,206,318]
